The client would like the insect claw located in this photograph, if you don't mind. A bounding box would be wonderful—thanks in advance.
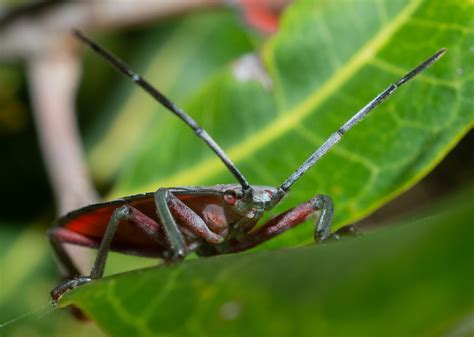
[50,276,92,306]
[325,224,362,242]
[163,247,188,262]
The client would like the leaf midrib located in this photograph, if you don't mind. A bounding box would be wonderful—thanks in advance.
[110,0,422,198]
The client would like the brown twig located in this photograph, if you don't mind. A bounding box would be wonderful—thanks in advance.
[27,38,99,215]
[0,0,220,60]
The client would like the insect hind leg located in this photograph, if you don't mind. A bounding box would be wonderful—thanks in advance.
[48,227,98,278]
[48,228,97,307]
[50,205,163,305]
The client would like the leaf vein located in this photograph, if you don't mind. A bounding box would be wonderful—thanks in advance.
[111,0,424,197]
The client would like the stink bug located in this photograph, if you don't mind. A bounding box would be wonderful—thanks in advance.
[49,30,446,304]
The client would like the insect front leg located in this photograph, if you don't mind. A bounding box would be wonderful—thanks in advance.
[310,195,361,242]
[311,195,333,242]
[204,195,358,255]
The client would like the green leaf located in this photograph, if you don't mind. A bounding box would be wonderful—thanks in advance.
[0,225,103,337]
[87,10,256,183]
[62,188,474,337]
[108,0,473,250]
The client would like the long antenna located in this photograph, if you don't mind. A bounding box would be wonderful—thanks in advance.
[280,48,447,192]
[73,30,252,194]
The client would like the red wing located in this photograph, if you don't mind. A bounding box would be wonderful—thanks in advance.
[58,194,163,255]
[55,191,232,256]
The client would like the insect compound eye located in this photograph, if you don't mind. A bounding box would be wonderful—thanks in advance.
[264,189,273,197]
[223,190,237,206]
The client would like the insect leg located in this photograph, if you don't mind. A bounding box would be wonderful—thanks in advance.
[202,195,357,255]
[50,205,163,305]
[90,205,164,279]
[48,227,98,278]
[311,195,333,241]
[154,189,228,259]
[198,197,317,254]
[154,188,189,261]
[88,205,130,279]
[166,192,225,244]
[309,195,361,242]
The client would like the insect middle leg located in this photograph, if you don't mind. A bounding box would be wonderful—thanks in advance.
[154,188,225,261]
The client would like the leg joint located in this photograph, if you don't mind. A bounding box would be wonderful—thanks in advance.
[112,205,131,221]
[311,194,334,242]
[47,227,56,241]
[311,194,333,211]
[155,188,169,200]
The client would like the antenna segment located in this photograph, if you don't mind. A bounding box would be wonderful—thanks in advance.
[74,30,252,194]
[280,48,446,192]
